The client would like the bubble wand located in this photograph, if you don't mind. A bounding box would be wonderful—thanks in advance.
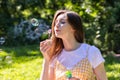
[65,70,72,79]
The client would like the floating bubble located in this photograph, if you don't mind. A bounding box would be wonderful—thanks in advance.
[30,18,39,26]
[0,37,5,45]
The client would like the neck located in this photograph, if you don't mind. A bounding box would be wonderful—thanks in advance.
[62,37,81,51]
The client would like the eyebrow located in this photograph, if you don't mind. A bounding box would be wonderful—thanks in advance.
[55,18,66,22]
[58,18,67,21]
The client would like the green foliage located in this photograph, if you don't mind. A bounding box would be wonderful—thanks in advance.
[0,0,120,52]
[40,33,49,41]
[101,1,120,53]
[104,52,120,80]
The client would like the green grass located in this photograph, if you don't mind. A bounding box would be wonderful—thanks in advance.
[0,45,43,80]
[104,53,120,80]
[0,45,120,80]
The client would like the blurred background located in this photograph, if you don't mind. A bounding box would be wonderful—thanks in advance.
[0,0,120,80]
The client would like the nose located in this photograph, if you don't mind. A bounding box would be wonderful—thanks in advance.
[55,21,60,28]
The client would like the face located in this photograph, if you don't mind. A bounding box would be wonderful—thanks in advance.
[54,14,74,39]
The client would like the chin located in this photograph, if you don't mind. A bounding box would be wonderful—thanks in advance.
[55,34,62,38]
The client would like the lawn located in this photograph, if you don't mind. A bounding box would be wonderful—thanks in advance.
[0,45,42,80]
[0,45,120,80]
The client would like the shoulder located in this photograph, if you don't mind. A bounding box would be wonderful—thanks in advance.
[89,45,101,54]
[86,43,102,58]
[82,43,100,53]
[80,43,101,55]
[84,43,105,68]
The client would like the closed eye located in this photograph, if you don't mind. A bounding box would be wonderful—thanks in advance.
[61,21,66,24]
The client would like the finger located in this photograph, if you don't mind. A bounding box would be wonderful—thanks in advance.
[45,46,51,52]
[40,41,48,48]
[45,40,52,46]
[40,41,46,46]
[41,45,50,53]
[40,43,48,51]
[41,42,51,51]
[44,39,52,46]
[40,44,51,54]
[41,46,50,59]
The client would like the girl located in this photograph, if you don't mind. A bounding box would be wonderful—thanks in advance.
[40,10,108,80]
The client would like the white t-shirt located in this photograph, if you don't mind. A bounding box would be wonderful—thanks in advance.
[50,43,105,69]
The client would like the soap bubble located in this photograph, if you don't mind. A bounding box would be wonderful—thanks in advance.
[30,18,39,26]
[0,37,5,45]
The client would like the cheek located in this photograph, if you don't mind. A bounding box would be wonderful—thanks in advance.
[60,24,64,28]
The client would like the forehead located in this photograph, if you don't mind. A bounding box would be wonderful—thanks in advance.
[56,14,67,20]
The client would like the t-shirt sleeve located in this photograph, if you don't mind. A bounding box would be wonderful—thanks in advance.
[88,46,105,69]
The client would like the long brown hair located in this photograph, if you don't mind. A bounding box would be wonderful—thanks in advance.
[49,10,84,60]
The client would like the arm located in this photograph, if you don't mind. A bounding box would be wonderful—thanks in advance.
[40,39,52,80]
[94,62,108,80]
[49,66,55,80]
[40,60,55,80]
[40,60,49,80]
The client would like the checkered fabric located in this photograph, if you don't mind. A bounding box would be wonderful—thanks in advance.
[54,57,96,80]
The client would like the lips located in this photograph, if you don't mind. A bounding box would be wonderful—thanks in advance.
[55,29,60,32]
[56,30,60,32]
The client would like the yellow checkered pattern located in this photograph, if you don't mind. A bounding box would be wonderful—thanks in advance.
[55,58,96,80]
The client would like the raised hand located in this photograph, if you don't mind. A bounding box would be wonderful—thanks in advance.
[40,39,52,62]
